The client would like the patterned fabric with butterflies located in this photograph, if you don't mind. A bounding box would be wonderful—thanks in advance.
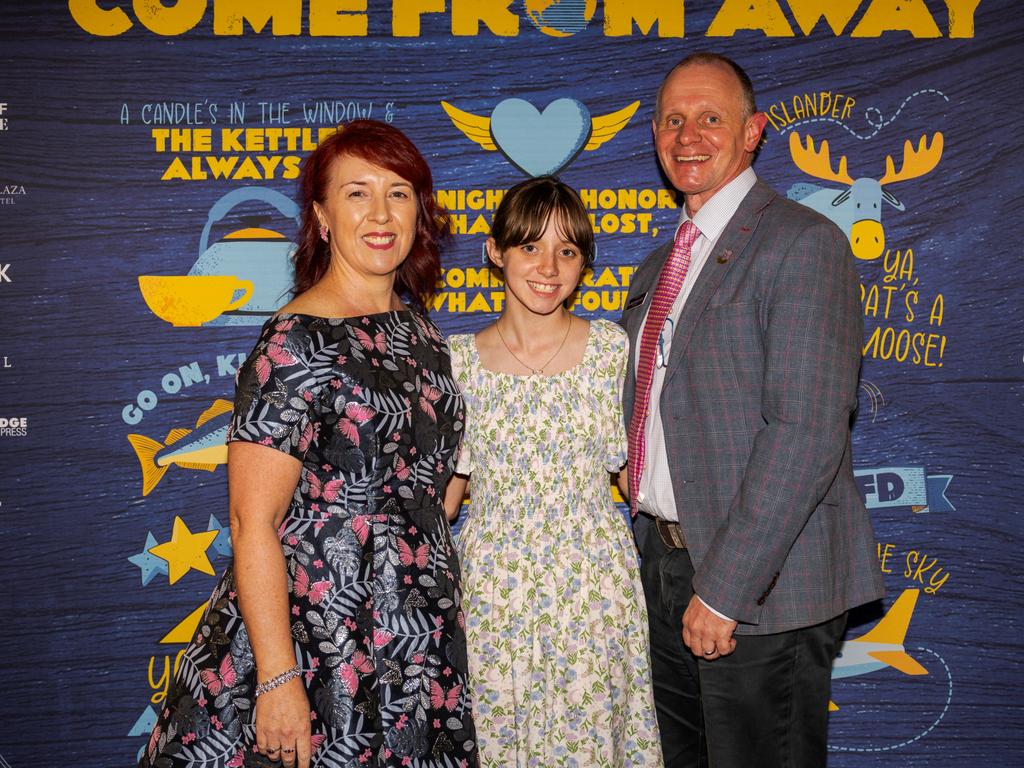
[141,312,478,768]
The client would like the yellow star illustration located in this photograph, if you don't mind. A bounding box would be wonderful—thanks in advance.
[149,516,219,584]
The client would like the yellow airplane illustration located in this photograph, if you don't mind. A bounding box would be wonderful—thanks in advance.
[830,588,929,710]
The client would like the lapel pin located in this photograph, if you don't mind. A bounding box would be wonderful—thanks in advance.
[625,292,648,310]
[717,249,733,264]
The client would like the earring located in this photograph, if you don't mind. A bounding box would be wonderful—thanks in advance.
[319,223,329,243]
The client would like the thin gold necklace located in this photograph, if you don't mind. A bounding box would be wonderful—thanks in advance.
[495,314,573,376]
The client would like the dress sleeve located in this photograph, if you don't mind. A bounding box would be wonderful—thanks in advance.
[448,335,473,476]
[604,322,629,473]
[228,317,319,462]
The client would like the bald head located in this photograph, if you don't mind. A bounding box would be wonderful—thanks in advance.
[655,52,757,123]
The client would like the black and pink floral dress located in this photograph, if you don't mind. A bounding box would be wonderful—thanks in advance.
[141,311,477,768]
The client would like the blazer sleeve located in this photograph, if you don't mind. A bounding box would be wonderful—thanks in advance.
[691,219,864,624]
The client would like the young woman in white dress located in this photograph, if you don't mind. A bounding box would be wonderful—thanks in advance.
[444,177,663,768]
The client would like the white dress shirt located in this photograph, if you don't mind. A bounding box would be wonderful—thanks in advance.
[634,168,758,621]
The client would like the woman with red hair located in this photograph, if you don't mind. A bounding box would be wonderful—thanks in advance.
[142,121,478,768]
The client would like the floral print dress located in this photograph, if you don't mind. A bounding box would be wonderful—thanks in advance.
[142,311,478,768]
[448,319,662,768]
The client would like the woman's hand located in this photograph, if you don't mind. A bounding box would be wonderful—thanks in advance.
[254,677,312,768]
[228,441,309,767]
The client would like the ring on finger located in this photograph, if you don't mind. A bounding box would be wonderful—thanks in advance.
[282,748,295,754]
[703,648,716,655]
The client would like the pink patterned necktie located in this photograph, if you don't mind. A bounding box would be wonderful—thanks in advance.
[627,221,700,518]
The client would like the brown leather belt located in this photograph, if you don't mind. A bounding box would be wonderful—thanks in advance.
[655,518,687,549]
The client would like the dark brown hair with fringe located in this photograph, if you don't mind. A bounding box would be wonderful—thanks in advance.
[490,176,595,269]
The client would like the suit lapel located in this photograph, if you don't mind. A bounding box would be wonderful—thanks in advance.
[625,243,670,338]
[662,181,776,385]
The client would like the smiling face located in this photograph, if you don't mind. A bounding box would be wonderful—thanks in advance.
[313,153,418,282]
[488,213,585,318]
[654,62,767,214]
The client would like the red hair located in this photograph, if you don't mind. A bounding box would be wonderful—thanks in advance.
[292,120,448,312]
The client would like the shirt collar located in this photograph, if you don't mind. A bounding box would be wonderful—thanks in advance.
[677,167,758,241]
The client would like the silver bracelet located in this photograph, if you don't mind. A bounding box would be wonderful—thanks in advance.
[254,664,301,698]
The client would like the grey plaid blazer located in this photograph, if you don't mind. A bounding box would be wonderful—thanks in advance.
[622,180,885,635]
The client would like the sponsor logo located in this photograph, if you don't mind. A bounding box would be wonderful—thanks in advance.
[0,417,27,438]
[0,184,26,206]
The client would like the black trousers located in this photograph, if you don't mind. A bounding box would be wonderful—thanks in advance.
[640,527,846,768]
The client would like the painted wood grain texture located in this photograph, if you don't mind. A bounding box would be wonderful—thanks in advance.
[1,0,1022,764]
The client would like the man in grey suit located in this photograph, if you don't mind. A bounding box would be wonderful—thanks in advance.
[621,53,885,767]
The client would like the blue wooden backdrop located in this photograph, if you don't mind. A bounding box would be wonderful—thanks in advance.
[0,0,1022,763]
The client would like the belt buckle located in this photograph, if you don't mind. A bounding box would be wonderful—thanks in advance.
[657,519,686,549]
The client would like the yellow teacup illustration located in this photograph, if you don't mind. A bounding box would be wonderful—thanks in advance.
[139,275,255,327]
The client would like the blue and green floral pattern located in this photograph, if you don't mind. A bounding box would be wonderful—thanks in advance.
[449,319,662,768]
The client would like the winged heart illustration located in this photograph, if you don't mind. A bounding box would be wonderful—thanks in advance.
[442,97,640,177]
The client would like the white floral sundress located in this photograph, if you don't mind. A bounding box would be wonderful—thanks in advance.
[448,318,663,768]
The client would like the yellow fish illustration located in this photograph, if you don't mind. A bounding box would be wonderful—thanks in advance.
[128,399,233,496]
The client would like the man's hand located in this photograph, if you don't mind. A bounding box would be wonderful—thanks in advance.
[682,595,738,659]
